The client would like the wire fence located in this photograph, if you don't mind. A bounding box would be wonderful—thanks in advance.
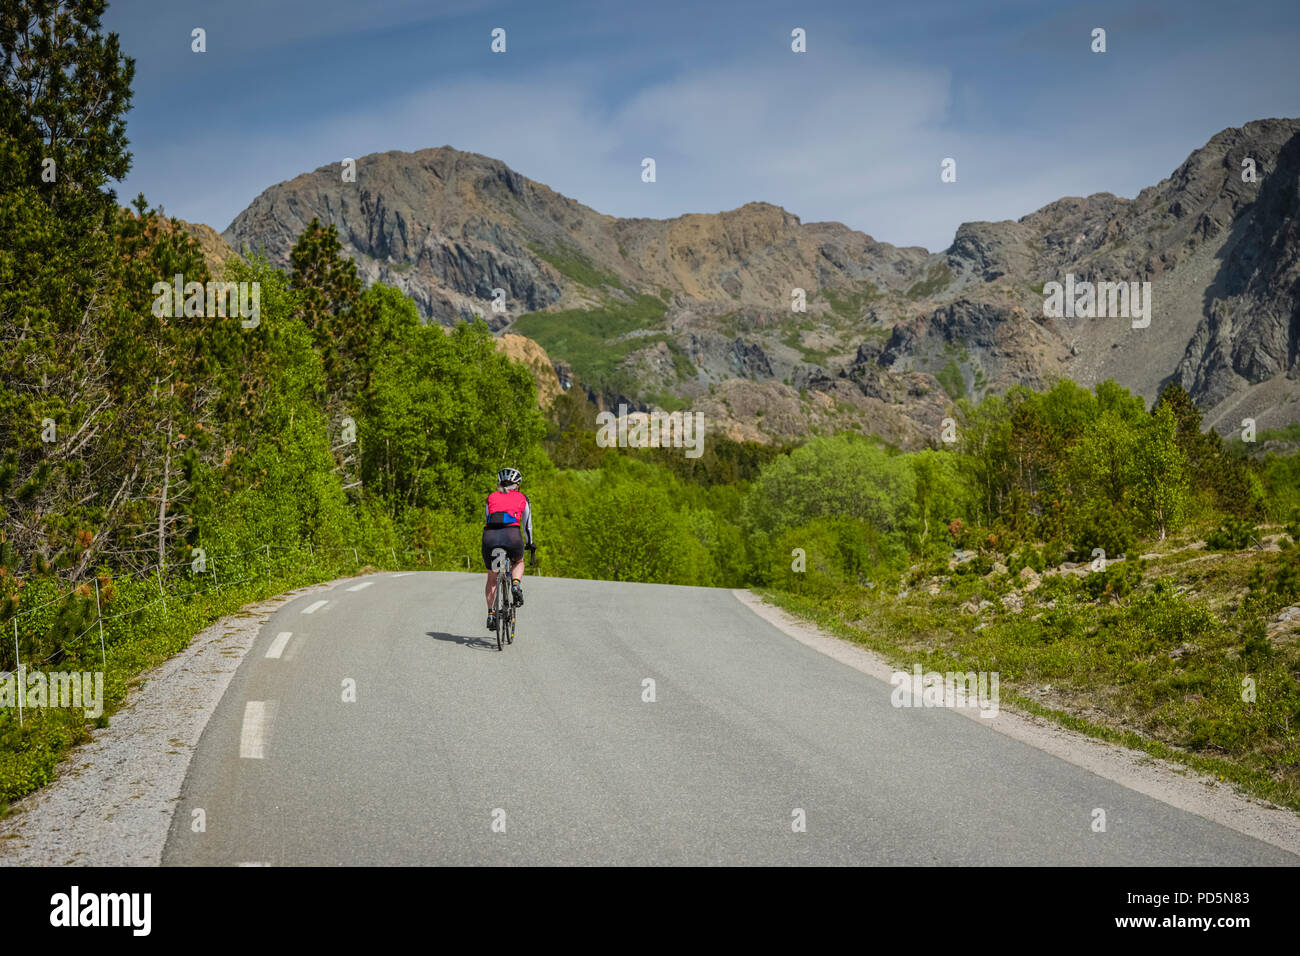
[1,540,487,725]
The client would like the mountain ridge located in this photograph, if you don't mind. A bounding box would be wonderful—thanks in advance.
[218,118,1300,444]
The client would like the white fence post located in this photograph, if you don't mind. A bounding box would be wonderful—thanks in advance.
[157,565,168,621]
[94,577,106,672]
[13,618,22,727]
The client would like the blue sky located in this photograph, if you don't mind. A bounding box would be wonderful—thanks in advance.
[105,0,1300,253]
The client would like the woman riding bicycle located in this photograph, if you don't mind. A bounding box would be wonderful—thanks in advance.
[482,467,535,631]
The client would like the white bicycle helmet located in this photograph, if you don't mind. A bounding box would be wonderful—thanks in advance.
[497,467,523,490]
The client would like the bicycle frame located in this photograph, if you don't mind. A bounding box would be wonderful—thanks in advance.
[490,545,535,651]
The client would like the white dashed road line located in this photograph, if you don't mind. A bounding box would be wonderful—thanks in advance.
[346,582,373,592]
[240,701,274,759]
[301,599,328,615]
[265,632,293,659]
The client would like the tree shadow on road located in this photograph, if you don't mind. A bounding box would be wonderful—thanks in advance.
[426,630,498,651]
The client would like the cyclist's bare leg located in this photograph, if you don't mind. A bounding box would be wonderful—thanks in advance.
[511,558,525,583]
[485,571,497,608]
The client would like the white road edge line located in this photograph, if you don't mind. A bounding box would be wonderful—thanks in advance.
[239,701,274,759]
[731,588,1300,859]
[301,599,328,614]
[346,581,373,592]
[265,632,293,659]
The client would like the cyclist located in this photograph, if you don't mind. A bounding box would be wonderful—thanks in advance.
[482,466,534,631]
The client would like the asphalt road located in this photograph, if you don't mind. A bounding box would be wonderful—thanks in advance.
[162,571,1299,865]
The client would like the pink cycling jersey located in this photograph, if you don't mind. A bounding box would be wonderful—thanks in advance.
[484,489,533,546]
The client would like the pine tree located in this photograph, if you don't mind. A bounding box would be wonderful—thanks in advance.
[1,0,138,577]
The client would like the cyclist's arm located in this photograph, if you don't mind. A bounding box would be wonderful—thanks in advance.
[522,498,534,548]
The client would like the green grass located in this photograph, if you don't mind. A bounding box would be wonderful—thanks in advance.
[713,311,746,336]
[1225,422,1300,459]
[905,263,953,299]
[936,358,966,400]
[512,293,672,394]
[667,341,696,382]
[781,329,835,366]
[822,282,882,322]
[643,391,689,412]
[1260,423,1300,444]
[528,242,625,291]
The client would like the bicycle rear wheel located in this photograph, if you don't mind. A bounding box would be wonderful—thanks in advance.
[495,574,507,651]
[506,606,515,644]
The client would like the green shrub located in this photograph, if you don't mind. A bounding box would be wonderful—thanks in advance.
[1205,516,1256,551]
[1007,546,1046,576]
[1069,501,1136,560]
[953,553,994,576]
[1082,559,1145,600]
[743,434,917,542]
[1117,581,1217,645]
[1248,550,1300,605]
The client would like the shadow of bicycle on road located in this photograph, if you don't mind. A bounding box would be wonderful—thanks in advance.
[425,630,500,651]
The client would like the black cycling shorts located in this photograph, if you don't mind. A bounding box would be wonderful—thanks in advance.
[482,527,524,570]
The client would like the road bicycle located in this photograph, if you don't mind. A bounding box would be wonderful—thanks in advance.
[491,544,536,651]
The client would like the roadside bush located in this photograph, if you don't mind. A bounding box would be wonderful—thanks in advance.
[769,516,900,596]
[1248,550,1300,606]
[1116,582,1218,647]
[1035,571,1083,602]
[1237,617,1273,669]
[1042,539,1067,568]
[1082,559,1146,600]
[1007,546,1046,576]
[952,553,994,576]
[743,433,916,539]
[1205,516,1256,551]
[566,479,707,585]
[1068,500,1136,561]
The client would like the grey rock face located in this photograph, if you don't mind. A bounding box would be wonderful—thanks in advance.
[1177,126,1300,404]
[220,120,1300,443]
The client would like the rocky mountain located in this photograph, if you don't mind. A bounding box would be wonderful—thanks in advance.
[175,219,243,276]
[220,118,1300,444]
[492,332,565,408]
[1174,125,1300,423]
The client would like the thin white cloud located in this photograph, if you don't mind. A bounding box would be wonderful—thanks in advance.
[127,35,1299,254]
